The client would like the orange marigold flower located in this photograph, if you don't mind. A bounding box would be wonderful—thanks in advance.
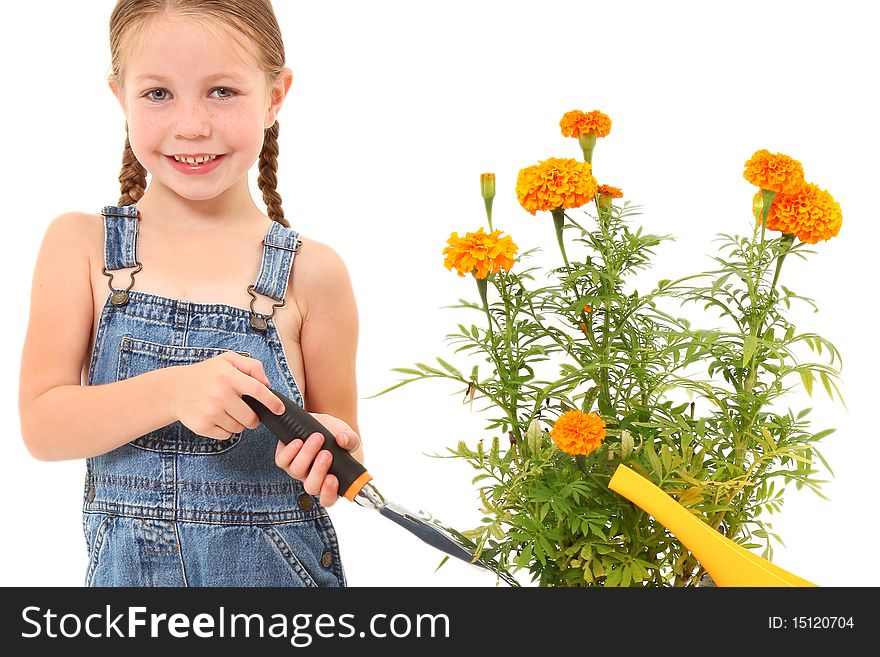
[766,182,843,244]
[443,228,518,279]
[743,149,805,194]
[516,157,598,215]
[550,409,606,456]
[560,110,612,139]
[597,184,623,199]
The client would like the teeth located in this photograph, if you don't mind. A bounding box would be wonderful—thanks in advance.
[172,154,218,165]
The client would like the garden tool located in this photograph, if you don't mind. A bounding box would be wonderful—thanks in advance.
[243,390,518,586]
[608,464,816,587]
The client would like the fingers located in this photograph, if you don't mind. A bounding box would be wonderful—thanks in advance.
[229,396,262,431]
[223,351,271,388]
[204,424,236,441]
[336,430,361,453]
[225,352,286,415]
[278,432,325,481]
[319,473,340,508]
[310,413,359,452]
[303,444,332,496]
[274,433,341,506]
[215,410,246,435]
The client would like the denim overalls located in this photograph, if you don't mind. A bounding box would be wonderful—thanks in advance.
[81,204,346,587]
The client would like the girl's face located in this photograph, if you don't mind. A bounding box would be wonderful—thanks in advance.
[111,14,291,204]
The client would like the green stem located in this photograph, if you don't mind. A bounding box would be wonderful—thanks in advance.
[552,208,602,396]
[484,197,494,232]
[771,234,796,291]
[551,209,570,271]
[476,276,491,333]
[500,272,523,446]
[758,189,776,249]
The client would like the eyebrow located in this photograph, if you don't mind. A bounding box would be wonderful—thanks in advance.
[132,73,248,85]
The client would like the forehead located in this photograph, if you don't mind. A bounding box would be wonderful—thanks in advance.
[123,13,263,82]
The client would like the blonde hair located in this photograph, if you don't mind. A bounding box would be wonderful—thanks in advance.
[109,0,289,227]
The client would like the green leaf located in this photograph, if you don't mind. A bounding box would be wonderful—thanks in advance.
[819,371,835,401]
[645,442,663,477]
[799,369,814,397]
[620,564,632,587]
[436,357,463,378]
[810,428,836,441]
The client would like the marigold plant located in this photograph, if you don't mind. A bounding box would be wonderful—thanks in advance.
[743,149,805,194]
[443,228,518,279]
[515,157,598,215]
[560,109,612,138]
[551,410,607,456]
[372,111,844,588]
[766,182,843,244]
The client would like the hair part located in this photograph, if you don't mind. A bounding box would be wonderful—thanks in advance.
[110,0,288,226]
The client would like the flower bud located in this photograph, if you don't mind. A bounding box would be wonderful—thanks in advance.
[752,192,763,224]
[526,418,542,454]
[480,173,496,201]
[481,173,496,231]
[620,429,634,459]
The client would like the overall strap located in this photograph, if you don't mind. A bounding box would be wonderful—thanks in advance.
[247,221,302,332]
[101,205,142,306]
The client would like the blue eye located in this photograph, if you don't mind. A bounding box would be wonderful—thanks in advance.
[146,89,169,102]
[212,87,236,99]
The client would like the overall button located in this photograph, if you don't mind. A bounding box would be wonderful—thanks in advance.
[321,550,334,568]
[297,493,314,511]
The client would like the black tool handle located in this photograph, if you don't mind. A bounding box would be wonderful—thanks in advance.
[242,391,371,501]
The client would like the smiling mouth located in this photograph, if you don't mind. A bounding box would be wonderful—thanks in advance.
[171,154,220,165]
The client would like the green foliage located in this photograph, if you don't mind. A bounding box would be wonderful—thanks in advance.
[370,195,842,588]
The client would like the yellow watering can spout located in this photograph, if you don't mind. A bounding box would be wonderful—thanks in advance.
[608,464,816,587]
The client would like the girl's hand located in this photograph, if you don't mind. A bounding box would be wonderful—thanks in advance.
[274,413,362,508]
[168,351,285,440]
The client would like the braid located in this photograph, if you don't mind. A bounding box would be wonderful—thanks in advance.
[118,130,147,207]
[258,121,289,227]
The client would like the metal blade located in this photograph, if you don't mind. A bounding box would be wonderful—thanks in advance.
[354,483,518,586]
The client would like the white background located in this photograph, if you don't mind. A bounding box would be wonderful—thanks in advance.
[1,0,876,587]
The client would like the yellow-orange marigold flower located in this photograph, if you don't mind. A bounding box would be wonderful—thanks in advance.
[443,228,518,279]
[766,182,842,244]
[597,184,623,199]
[560,110,612,139]
[550,409,606,456]
[743,149,805,194]
[516,157,598,215]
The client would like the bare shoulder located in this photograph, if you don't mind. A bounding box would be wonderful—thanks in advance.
[42,211,103,259]
[291,236,354,318]
[292,235,355,306]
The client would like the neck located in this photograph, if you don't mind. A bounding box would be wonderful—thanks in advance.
[135,180,266,233]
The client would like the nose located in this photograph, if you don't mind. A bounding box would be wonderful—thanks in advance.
[172,99,212,139]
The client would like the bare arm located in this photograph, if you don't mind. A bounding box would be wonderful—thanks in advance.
[274,239,361,507]
[18,213,282,461]
[299,240,361,460]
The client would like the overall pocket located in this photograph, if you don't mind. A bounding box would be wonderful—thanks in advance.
[116,337,251,454]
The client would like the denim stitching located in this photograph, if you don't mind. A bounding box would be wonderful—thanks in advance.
[259,525,318,587]
[84,514,114,586]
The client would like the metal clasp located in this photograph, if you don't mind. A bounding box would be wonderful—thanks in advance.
[247,284,286,332]
[102,262,143,306]
[261,237,302,253]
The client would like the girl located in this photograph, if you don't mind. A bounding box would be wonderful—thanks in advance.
[17,0,361,587]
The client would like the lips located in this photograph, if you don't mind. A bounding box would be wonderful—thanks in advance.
[172,154,218,165]
[166,153,226,175]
